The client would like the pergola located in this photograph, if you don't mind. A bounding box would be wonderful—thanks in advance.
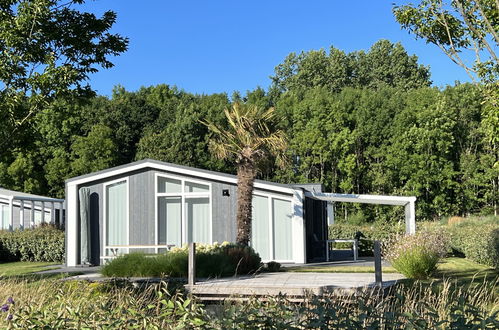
[0,188,65,230]
[304,192,416,234]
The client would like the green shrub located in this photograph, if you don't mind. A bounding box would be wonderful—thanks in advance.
[101,242,261,278]
[0,225,65,262]
[448,220,499,268]
[266,261,281,272]
[328,222,404,256]
[385,230,448,279]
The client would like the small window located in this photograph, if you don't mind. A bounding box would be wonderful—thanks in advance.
[184,181,209,193]
[158,177,182,193]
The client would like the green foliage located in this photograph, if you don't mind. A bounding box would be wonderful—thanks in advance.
[266,261,282,272]
[1,280,208,329]
[0,0,128,154]
[209,280,498,329]
[70,123,117,176]
[101,243,261,278]
[448,217,499,268]
[271,39,430,94]
[0,225,64,262]
[393,0,498,83]
[386,231,448,279]
[0,40,496,221]
[0,274,497,328]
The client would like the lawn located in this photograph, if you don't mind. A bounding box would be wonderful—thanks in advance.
[0,261,59,277]
[285,257,498,282]
[433,257,498,282]
[286,264,398,273]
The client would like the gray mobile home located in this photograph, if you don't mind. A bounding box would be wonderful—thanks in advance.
[0,188,65,230]
[65,159,416,266]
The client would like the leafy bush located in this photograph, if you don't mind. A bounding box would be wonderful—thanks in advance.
[0,225,64,262]
[385,230,448,279]
[448,219,499,268]
[266,261,281,272]
[101,242,261,278]
[329,222,404,256]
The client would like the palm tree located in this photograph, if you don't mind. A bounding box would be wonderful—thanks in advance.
[203,103,287,246]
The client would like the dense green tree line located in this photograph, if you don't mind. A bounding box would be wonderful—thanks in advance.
[0,39,496,221]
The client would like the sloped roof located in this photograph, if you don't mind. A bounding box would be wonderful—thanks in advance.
[0,188,64,202]
[66,159,298,195]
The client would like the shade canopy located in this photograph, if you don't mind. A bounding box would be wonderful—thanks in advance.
[304,192,416,234]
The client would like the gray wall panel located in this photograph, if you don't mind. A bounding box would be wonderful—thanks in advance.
[2,202,52,230]
[211,182,237,243]
[129,171,155,245]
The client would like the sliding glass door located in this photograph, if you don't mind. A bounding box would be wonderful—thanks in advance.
[158,197,182,248]
[251,195,270,260]
[186,197,210,244]
[251,195,293,262]
[105,180,128,255]
[273,198,293,261]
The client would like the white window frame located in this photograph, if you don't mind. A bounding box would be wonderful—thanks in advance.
[252,191,294,263]
[154,173,212,252]
[102,177,130,259]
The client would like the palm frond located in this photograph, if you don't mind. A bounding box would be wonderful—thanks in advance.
[201,102,288,168]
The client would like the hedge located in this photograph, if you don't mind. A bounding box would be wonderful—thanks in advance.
[0,225,65,263]
[330,218,499,268]
[101,242,262,278]
[448,222,498,268]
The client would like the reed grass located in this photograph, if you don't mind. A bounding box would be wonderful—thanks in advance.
[0,275,496,328]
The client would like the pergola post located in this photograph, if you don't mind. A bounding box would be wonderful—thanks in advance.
[405,201,416,234]
[327,202,335,225]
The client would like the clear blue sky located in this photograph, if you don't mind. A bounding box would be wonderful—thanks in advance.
[80,0,471,96]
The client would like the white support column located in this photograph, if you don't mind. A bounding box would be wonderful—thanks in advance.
[19,200,24,229]
[50,202,55,224]
[327,202,335,226]
[292,189,306,264]
[67,184,78,266]
[8,197,14,231]
[41,202,45,224]
[30,201,35,228]
[405,201,416,234]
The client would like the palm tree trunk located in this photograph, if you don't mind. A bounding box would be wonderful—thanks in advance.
[236,161,257,246]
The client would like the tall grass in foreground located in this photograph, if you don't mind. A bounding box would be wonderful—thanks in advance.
[0,278,497,328]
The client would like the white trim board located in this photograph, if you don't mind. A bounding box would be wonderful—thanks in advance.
[304,192,416,206]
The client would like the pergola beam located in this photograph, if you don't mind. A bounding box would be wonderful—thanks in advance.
[305,192,417,234]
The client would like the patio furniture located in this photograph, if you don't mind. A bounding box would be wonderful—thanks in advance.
[326,239,358,262]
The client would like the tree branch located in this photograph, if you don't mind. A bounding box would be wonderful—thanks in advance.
[475,0,499,45]
[455,0,498,63]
